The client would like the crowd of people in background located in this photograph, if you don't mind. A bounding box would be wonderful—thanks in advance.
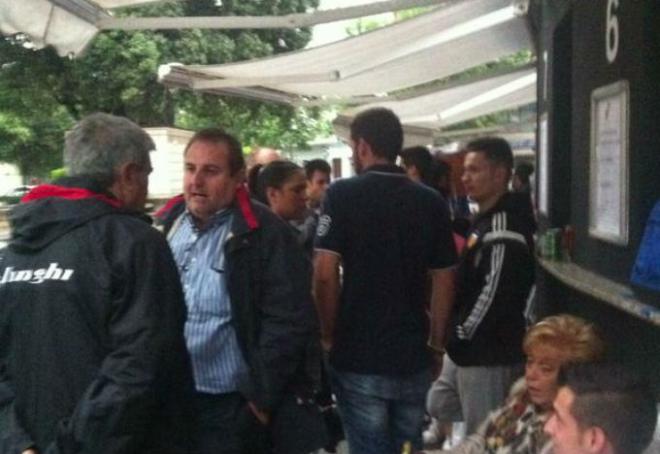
[0,109,657,454]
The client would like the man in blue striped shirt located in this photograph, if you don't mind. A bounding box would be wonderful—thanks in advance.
[161,129,320,454]
[169,201,249,392]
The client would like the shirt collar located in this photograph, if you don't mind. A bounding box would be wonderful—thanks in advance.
[185,207,234,233]
[364,163,406,175]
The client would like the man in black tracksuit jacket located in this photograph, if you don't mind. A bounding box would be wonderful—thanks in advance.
[447,191,536,367]
[431,137,536,436]
[0,113,194,454]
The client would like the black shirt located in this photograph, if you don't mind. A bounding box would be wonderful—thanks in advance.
[446,192,536,367]
[315,164,457,375]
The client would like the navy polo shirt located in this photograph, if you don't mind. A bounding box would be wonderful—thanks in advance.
[315,164,457,375]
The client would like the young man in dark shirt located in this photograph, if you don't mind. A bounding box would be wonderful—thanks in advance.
[314,108,457,454]
[296,159,331,255]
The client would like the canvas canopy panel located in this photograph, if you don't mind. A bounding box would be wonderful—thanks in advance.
[333,66,536,141]
[159,0,533,103]
[332,119,435,147]
[1,0,536,138]
[0,0,164,56]
[0,0,445,57]
[353,65,536,127]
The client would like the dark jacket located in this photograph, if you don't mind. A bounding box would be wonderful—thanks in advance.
[158,189,323,453]
[447,192,536,367]
[0,178,195,454]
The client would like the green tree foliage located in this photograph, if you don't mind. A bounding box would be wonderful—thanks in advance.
[0,36,74,178]
[177,98,329,150]
[345,6,432,37]
[0,0,323,178]
[345,18,385,37]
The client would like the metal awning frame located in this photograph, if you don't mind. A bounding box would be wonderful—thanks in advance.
[1,0,460,57]
[158,0,533,102]
[98,0,451,30]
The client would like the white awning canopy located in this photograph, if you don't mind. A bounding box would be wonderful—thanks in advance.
[1,0,536,139]
[159,0,532,103]
[0,0,164,56]
[0,0,445,57]
[347,65,536,127]
[333,65,536,142]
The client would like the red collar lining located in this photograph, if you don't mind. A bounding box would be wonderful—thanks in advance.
[21,185,122,208]
[155,194,185,219]
[236,185,259,230]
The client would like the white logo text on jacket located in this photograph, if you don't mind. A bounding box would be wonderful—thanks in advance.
[0,262,74,285]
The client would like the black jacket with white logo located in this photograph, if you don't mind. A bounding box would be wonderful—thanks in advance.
[0,178,195,454]
[447,192,536,367]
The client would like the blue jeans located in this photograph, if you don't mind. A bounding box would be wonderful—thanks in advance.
[330,367,432,454]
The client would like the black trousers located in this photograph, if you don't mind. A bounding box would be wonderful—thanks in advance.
[194,392,270,454]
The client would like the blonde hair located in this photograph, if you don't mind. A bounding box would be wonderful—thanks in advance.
[523,314,605,363]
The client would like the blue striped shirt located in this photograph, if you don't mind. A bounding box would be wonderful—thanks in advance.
[168,208,249,394]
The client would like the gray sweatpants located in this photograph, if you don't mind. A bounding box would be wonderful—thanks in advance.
[426,354,523,435]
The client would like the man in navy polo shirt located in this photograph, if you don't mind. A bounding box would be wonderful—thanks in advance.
[313,107,457,454]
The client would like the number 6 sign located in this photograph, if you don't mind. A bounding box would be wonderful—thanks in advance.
[606,0,619,63]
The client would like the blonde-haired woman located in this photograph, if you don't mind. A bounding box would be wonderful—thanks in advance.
[424,314,605,454]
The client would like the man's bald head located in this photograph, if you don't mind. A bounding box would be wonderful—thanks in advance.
[248,147,281,168]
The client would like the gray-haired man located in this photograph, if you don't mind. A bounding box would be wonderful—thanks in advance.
[0,113,194,454]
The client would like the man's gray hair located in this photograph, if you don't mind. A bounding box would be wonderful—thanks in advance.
[64,113,154,187]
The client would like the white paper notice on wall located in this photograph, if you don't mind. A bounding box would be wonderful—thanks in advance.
[589,80,629,245]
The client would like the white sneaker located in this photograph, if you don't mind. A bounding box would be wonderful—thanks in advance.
[422,422,445,449]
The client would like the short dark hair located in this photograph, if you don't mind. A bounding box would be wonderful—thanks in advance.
[514,162,534,180]
[350,107,403,162]
[432,159,451,181]
[250,160,302,206]
[304,159,331,180]
[400,146,432,172]
[559,363,658,454]
[185,128,245,176]
[430,159,452,195]
[464,137,514,171]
